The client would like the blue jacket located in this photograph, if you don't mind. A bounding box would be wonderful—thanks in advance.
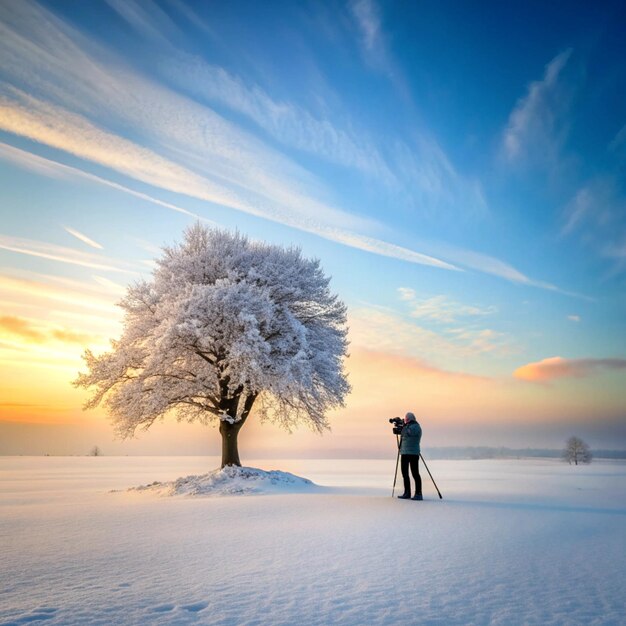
[400,421,422,455]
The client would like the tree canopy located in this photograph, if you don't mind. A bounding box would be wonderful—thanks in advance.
[562,436,592,465]
[75,225,350,466]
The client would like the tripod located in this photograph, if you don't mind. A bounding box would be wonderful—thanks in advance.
[391,434,401,497]
[392,435,443,499]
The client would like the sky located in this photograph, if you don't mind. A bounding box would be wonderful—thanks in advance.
[0,0,625,457]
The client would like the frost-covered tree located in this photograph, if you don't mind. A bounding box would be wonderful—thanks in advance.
[75,225,350,467]
[562,436,592,465]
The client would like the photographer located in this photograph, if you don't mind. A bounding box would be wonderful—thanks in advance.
[397,412,422,500]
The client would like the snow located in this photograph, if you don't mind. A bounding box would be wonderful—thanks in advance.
[128,465,318,496]
[1,456,625,625]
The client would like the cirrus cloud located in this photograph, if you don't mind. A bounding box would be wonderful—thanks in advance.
[503,48,573,164]
[63,226,103,250]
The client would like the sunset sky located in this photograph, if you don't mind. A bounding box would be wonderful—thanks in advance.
[1,0,625,456]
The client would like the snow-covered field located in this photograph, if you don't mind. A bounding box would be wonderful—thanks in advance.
[1,456,625,626]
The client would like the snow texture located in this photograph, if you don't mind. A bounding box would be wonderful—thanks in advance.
[129,465,317,496]
[1,457,625,626]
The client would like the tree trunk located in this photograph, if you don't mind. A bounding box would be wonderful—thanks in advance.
[217,391,258,468]
[219,420,243,467]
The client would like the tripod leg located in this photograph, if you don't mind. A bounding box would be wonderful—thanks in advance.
[420,453,443,499]
[392,436,401,497]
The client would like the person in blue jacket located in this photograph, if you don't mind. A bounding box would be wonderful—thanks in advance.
[398,412,422,500]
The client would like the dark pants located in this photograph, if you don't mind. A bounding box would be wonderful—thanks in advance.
[401,454,422,496]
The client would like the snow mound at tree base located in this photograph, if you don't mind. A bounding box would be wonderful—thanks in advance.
[130,465,318,496]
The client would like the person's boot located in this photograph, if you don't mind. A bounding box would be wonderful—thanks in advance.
[397,492,410,499]
[411,494,423,501]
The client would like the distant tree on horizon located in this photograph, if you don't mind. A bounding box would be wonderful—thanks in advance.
[75,224,350,468]
[562,436,592,465]
[89,446,101,456]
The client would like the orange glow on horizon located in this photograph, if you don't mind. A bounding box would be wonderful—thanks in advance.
[1,330,623,454]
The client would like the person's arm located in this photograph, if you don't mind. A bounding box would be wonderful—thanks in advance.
[405,423,418,437]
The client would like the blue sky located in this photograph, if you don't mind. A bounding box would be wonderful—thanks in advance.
[0,0,625,454]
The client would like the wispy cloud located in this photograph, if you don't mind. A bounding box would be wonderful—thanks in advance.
[50,328,98,344]
[391,136,488,220]
[349,306,512,363]
[0,315,45,342]
[501,49,625,278]
[443,246,542,285]
[162,55,395,182]
[116,0,484,222]
[514,356,626,382]
[503,49,573,165]
[397,287,415,301]
[0,89,257,219]
[1,137,565,288]
[128,238,162,255]
[91,275,127,294]
[0,0,572,291]
[0,0,375,232]
[349,307,467,361]
[348,0,415,111]
[3,268,127,300]
[0,100,457,271]
[350,0,381,53]
[562,185,595,235]
[164,56,488,221]
[398,289,496,324]
[560,179,620,236]
[2,142,460,276]
[0,315,98,345]
[0,233,138,274]
[609,123,626,153]
[104,0,181,46]
[349,0,399,84]
[0,273,119,314]
[413,241,587,297]
[561,177,626,273]
[0,272,121,358]
[63,226,103,250]
[48,308,120,330]
[0,142,210,221]
[394,290,515,356]
[445,327,513,356]
[321,231,458,270]
[567,315,581,322]
[0,142,74,181]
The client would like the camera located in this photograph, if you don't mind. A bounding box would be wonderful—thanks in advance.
[389,416,404,435]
